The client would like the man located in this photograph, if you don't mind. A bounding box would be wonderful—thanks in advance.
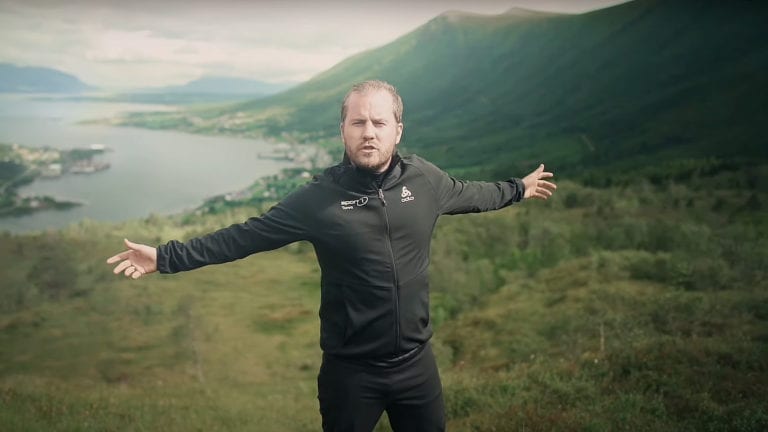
[107,80,556,431]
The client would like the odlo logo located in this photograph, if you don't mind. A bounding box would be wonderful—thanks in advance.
[340,196,368,210]
[401,186,415,203]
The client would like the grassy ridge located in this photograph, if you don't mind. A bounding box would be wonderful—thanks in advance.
[1,209,324,430]
[0,162,765,430]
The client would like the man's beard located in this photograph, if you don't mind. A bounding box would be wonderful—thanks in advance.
[347,144,394,173]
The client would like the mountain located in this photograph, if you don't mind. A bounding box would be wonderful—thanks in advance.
[150,76,296,95]
[2,4,767,430]
[104,76,298,105]
[122,0,768,182]
[0,63,94,93]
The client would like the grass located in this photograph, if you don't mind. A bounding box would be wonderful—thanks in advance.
[437,251,768,430]
[0,208,325,430]
[0,165,766,431]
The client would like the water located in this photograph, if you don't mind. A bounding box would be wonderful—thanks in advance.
[0,94,294,234]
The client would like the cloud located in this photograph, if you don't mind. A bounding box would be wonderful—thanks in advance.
[0,0,627,89]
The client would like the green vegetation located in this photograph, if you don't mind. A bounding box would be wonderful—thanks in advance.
[1,1,767,430]
[114,0,768,182]
[430,175,767,431]
[0,160,765,430]
[197,167,317,215]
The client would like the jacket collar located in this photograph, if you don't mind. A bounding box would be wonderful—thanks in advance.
[334,152,403,192]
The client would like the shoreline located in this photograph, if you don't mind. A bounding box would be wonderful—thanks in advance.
[0,143,109,220]
[96,112,336,217]
[1,133,334,235]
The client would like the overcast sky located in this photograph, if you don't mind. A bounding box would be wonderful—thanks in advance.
[0,0,629,90]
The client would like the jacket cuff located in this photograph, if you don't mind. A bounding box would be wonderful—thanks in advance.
[510,177,525,202]
[156,245,171,274]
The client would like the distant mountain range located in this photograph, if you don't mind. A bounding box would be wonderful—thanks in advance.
[0,63,94,93]
[0,62,297,103]
[136,0,765,180]
[142,76,295,95]
[115,76,297,104]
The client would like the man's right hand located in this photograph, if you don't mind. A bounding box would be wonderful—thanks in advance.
[106,238,158,279]
[522,163,556,200]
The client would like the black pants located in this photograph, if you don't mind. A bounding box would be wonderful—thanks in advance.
[317,343,446,432]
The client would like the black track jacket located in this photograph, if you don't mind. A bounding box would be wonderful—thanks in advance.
[157,154,525,360]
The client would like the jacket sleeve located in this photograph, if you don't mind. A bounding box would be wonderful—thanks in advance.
[417,157,525,215]
[156,187,310,274]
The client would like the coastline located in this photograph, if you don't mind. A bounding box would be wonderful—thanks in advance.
[1,105,336,230]
[0,143,109,219]
[94,111,336,217]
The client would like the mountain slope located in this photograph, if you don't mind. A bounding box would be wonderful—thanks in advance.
[100,76,299,105]
[0,63,94,93]
[144,76,296,95]
[121,0,768,181]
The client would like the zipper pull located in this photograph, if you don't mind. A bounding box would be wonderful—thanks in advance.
[378,188,387,206]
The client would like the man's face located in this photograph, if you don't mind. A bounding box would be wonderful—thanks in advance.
[341,90,403,173]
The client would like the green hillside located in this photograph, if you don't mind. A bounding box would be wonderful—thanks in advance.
[118,0,768,182]
[2,0,767,430]
[1,171,766,430]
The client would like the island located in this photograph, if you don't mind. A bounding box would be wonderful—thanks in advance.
[0,142,110,217]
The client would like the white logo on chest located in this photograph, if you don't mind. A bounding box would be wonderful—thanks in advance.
[340,196,368,210]
[401,186,415,203]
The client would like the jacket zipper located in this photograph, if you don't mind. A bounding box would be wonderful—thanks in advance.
[378,187,401,355]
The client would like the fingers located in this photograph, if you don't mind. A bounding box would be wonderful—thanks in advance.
[130,263,148,279]
[106,239,138,264]
[106,250,129,264]
[531,189,553,199]
[124,265,142,278]
[107,240,149,280]
[113,260,145,279]
[539,180,557,191]
[113,259,133,275]
[528,179,557,200]
[529,163,553,180]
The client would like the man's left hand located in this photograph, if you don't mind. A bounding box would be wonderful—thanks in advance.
[522,164,557,200]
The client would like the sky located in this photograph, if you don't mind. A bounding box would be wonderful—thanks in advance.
[0,0,629,90]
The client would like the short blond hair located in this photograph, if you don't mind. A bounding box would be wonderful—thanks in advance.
[340,80,403,124]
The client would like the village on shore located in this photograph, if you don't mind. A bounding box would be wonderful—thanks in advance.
[195,141,334,215]
[0,143,110,217]
[1,138,334,219]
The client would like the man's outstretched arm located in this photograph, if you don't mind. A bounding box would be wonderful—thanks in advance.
[417,157,557,215]
[106,186,311,279]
